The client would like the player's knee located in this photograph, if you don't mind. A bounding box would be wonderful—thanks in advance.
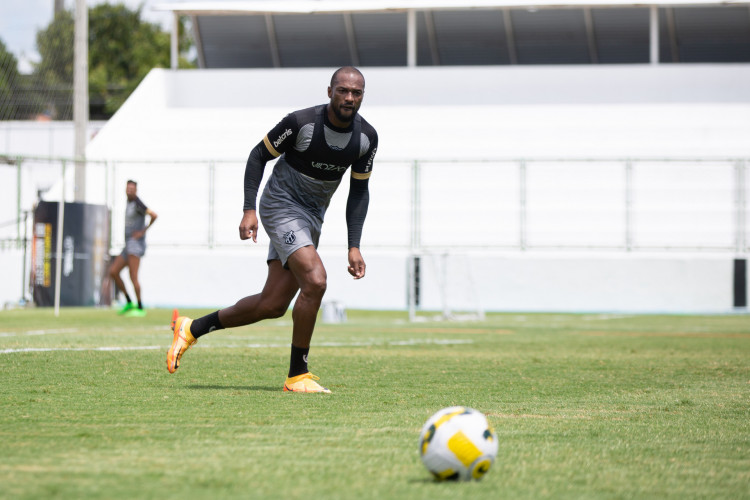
[269,304,289,319]
[259,301,289,319]
[302,275,327,300]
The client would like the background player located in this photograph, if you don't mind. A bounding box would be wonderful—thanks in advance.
[109,180,158,317]
[167,66,378,393]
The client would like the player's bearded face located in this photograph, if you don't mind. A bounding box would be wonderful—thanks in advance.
[328,75,364,124]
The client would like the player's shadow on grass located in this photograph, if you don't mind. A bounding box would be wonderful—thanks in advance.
[187,384,279,392]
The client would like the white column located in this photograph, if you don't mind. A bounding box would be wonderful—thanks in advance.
[649,5,659,65]
[407,9,417,67]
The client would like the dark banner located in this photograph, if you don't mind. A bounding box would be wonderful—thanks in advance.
[735,259,747,308]
[32,201,111,307]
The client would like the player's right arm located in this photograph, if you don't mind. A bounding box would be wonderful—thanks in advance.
[240,113,298,242]
[239,209,258,242]
[243,113,297,211]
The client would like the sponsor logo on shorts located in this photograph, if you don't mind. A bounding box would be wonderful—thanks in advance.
[273,129,293,148]
[283,230,296,245]
[311,161,347,172]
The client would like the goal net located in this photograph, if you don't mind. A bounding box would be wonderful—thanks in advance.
[407,252,485,322]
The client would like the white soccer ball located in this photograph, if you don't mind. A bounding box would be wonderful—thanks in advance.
[419,406,498,481]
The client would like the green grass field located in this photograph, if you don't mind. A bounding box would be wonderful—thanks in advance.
[1,308,748,499]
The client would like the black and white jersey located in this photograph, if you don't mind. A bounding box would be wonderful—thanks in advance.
[243,104,378,248]
[263,104,377,182]
[124,197,148,239]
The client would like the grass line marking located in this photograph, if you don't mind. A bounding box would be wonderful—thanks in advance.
[578,331,750,338]
[0,326,168,337]
[0,338,474,355]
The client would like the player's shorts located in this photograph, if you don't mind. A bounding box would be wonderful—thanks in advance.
[260,203,322,268]
[120,237,146,258]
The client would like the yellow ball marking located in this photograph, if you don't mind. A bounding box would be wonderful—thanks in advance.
[447,430,483,467]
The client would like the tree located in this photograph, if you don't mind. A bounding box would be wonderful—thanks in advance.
[33,3,194,120]
[33,10,75,119]
[88,3,170,118]
[0,38,22,119]
[0,38,47,120]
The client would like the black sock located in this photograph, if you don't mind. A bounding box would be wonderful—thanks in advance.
[288,344,309,378]
[191,310,224,339]
[137,300,143,309]
[121,290,132,303]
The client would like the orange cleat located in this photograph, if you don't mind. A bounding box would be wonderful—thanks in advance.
[283,372,331,393]
[166,310,196,374]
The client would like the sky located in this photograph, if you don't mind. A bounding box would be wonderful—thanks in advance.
[0,0,175,73]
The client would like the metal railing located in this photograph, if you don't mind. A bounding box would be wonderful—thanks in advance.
[1,155,748,255]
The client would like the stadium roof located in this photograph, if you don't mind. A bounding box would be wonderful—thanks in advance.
[154,0,750,13]
[154,0,750,69]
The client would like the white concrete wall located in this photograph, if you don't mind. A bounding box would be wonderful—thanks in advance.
[2,245,745,313]
[8,224,743,314]
[85,65,750,162]
[0,121,105,158]
[0,250,26,308]
[123,248,743,314]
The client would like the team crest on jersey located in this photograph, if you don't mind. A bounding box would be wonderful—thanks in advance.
[283,230,296,245]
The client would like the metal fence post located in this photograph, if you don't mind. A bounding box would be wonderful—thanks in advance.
[104,160,110,210]
[736,159,747,254]
[15,156,22,244]
[208,161,216,248]
[21,210,28,302]
[625,159,633,251]
[112,161,118,251]
[54,160,67,317]
[408,160,421,320]
[519,159,527,251]
[411,159,421,252]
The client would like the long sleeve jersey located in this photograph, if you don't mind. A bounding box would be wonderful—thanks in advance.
[243,104,378,248]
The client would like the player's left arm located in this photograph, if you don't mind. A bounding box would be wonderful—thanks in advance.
[133,198,157,239]
[145,208,158,230]
[346,129,378,280]
[346,178,368,280]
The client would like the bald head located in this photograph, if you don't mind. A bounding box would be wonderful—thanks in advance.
[331,66,365,89]
[327,66,366,127]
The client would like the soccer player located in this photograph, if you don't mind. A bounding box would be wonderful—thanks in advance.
[167,67,378,393]
[109,180,158,317]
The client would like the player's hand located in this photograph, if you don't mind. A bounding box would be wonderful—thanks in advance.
[347,247,366,279]
[239,210,258,242]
